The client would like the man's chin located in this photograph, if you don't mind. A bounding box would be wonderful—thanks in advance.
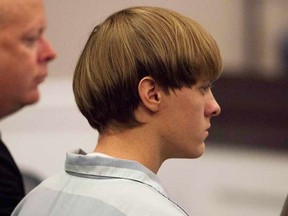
[193,142,206,158]
[23,91,41,106]
[182,143,206,159]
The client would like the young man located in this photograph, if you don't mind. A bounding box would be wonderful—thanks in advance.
[13,6,221,215]
[0,0,56,215]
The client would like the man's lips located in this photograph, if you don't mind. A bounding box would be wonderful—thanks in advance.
[205,125,211,137]
[35,73,47,85]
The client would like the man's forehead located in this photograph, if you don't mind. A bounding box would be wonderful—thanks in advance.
[0,0,45,29]
[0,0,44,17]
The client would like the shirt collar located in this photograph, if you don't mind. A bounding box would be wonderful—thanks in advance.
[65,148,168,196]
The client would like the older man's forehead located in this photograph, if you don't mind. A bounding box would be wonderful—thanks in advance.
[0,0,46,30]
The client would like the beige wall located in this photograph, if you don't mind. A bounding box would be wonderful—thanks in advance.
[45,0,288,78]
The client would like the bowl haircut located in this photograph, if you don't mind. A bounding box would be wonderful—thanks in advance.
[73,6,222,133]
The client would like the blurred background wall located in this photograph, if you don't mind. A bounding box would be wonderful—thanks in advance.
[45,0,288,78]
[1,0,288,215]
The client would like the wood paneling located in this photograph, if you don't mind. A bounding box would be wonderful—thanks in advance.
[210,74,288,151]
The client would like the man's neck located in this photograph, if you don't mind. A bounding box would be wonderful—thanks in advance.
[94,127,164,174]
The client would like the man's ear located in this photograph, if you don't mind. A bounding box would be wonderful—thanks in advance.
[138,76,162,112]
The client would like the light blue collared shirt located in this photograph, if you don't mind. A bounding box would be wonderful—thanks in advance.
[12,149,188,216]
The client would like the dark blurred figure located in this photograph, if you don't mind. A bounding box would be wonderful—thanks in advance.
[281,195,288,216]
[279,31,288,74]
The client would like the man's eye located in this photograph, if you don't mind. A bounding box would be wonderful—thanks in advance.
[202,86,210,93]
[202,84,211,91]
[23,36,38,46]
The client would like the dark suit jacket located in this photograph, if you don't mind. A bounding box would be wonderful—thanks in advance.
[281,194,288,216]
[0,138,25,216]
